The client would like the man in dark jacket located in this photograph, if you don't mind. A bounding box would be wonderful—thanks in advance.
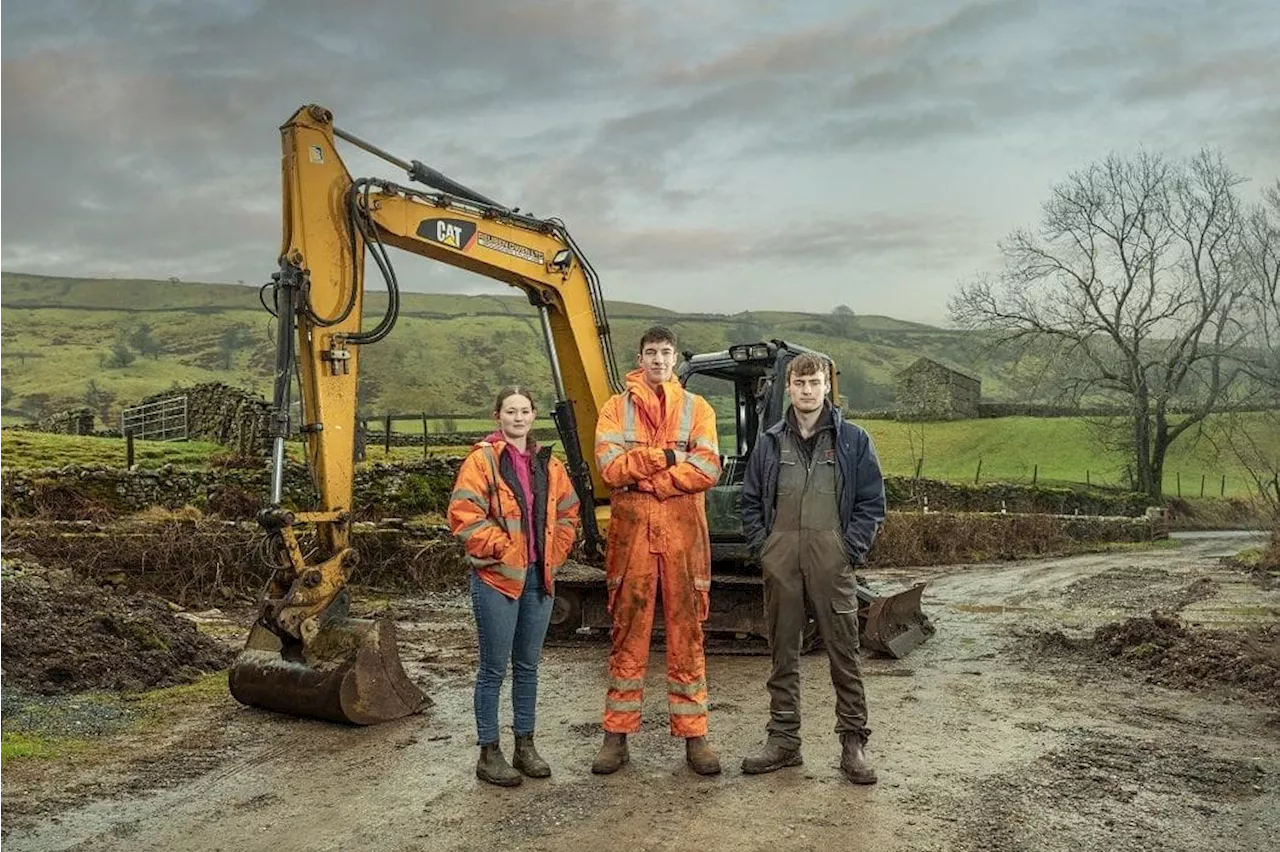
[739,353,885,784]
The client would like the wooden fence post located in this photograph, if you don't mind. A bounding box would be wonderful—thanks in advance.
[422,412,429,458]
[1200,474,1206,498]
[1176,471,1181,497]
[384,414,392,456]
[1032,464,1038,485]
[974,457,982,484]
[1086,469,1090,486]
[125,429,135,468]
[1221,474,1226,497]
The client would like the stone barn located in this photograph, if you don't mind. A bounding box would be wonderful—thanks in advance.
[894,357,981,420]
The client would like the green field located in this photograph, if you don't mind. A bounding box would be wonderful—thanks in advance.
[858,415,1275,498]
[4,414,1274,499]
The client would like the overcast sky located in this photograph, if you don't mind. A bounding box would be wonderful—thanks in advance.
[3,0,1277,325]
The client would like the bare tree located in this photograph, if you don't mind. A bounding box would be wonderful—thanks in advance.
[949,150,1253,500]
[1236,180,1280,392]
[1201,180,1280,559]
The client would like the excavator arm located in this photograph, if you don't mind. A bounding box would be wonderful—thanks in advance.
[229,104,621,724]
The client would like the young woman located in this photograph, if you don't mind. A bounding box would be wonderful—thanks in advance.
[447,385,581,787]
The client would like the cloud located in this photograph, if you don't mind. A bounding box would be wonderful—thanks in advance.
[2,0,1277,323]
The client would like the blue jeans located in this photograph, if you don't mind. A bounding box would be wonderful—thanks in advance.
[470,570,554,744]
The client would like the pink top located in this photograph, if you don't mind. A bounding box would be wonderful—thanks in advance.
[489,430,538,564]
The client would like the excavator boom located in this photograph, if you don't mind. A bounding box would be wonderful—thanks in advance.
[230,105,620,724]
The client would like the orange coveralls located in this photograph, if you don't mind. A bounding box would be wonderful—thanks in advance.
[594,369,722,737]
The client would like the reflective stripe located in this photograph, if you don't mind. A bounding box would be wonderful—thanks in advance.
[668,702,708,715]
[667,679,706,697]
[598,447,623,467]
[478,445,505,519]
[556,491,580,511]
[622,397,638,446]
[500,517,523,535]
[451,488,489,512]
[491,563,526,582]
[606,699,644,713]
[610,677,645,692]
[688,454,719,479]
[675,393,695,450]
[596,432,626,446]
[456,519,493,541]
[556,518,575,528]
[694,578,712,592]
[467,555,503,569]
[692,437,718,452]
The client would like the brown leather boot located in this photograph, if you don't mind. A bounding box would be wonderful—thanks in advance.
[513,733,551,778]
[685,736,722,776]
[741,741,803,775]
[591,732,629,775]
[476,742,522,787]
[840,733,877,785]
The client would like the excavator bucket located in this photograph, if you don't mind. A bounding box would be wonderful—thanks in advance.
[858,583,935,659]
[229,615,430,725]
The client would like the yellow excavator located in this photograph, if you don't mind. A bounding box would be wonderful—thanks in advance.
[228,104,931,725]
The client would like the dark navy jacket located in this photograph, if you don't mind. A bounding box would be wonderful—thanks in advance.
[741,404,886,566]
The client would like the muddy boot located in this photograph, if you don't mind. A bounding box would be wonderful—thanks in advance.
[741,741,803,775]
[591,732,629,775]
[685,736,722,776]
[513,733,551,778]
[839,733,877,785]
[476,742,522,787]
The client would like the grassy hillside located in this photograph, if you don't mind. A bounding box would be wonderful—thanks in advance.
[1,272,1020,423]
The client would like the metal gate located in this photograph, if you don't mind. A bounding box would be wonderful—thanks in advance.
[120,395,189,441]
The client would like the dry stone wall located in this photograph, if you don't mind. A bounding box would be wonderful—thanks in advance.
[22,407,96,435]
[2,458,1152,521]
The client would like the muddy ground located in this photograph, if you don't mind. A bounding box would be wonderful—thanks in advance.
[2,531,1277,852]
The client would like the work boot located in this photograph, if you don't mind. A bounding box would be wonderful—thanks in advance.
[591,732,629,775]
[685,736,722,776]
[513,733,551,778]
[839,733,877,785]
[476,742,522,787]
[741,741,803,775]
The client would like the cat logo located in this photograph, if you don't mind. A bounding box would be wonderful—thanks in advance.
[416,217,477,251]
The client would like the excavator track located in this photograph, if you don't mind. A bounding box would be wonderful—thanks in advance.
[548,561,934,658]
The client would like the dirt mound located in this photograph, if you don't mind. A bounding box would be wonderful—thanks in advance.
[1,561,236,695]
[1032,613,1280,706]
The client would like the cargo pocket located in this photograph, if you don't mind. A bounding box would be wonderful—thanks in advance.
[830,590,862,650]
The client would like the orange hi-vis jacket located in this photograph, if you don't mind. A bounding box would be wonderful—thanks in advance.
[448,436,581,598]
[594,369,722,736]
[595,369,722,579]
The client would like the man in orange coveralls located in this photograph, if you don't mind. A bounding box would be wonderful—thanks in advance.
[590,326,723,776]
